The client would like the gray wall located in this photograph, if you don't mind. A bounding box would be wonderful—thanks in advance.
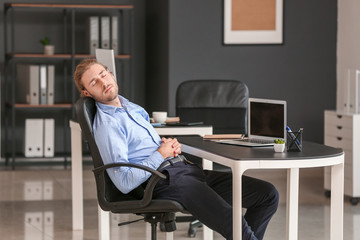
[146,0,337,143]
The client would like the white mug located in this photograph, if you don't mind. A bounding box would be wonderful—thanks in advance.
[152,111,167,123]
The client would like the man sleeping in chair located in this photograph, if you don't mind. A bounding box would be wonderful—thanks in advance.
[74,58,279,240]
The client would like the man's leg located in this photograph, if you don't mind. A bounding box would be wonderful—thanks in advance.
[242,175,279,240]
[153,163,233,239]
[153,163,258,240]
[205,171,279,240]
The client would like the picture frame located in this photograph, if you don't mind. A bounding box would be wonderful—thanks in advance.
[224,0,283,44]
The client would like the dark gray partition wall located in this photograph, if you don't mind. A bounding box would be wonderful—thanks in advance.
[145,0,337,143]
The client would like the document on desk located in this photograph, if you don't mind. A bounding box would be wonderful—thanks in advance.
[203,134,244,140]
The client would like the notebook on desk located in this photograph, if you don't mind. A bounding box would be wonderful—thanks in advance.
[219,98,287,147]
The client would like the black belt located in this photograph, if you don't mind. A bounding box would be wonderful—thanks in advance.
[157,155,193,171]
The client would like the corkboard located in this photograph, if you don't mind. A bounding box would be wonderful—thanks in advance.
[223,0,283,44]
[232,0,276,30]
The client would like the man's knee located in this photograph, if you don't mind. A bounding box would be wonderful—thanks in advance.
[266,183,279,208]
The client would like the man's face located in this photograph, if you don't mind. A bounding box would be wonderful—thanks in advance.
[81,63,119,105]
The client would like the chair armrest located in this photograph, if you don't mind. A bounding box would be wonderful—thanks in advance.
[93,162,167,208]
[93,162,167,179]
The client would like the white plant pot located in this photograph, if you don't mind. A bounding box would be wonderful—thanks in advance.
[44,45,55,55]
[274,143,285,153]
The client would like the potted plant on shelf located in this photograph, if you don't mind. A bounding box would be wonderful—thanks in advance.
[274,139,286,152]
[40,37,55,55]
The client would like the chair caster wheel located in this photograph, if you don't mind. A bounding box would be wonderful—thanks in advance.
[160,222,165,232]
[350,198,359,206]
[324,190,331,198]
[188,227,197,238]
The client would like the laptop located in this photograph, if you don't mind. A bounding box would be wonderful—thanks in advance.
[219,98,287,147]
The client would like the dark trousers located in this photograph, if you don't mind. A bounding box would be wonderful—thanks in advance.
[152,161,279,240]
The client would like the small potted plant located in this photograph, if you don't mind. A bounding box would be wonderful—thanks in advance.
[274,139,286,152]
[40,37,55,55]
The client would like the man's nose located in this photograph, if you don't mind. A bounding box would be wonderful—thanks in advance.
[98,77,108,86]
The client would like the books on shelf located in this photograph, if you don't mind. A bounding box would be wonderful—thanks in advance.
[342,69,360,114]
[89,15,119,55]
[24,118,55,157]
[16,64,55,105]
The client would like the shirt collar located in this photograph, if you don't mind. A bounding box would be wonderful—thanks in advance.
[96,95,129,114]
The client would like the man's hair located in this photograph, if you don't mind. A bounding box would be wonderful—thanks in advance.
[73,58,106,97]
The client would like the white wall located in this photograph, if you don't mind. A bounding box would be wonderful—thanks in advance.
[337,0,360,111]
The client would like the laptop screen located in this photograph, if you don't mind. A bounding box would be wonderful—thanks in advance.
[249,98,286,140]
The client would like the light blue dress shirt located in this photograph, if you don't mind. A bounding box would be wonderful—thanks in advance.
[93,95,165,194]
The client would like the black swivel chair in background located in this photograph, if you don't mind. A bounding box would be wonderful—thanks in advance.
[74,97,188,240]
[175,79,249,237]
[176,79,249,135]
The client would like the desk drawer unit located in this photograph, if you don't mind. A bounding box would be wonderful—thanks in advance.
[324,110,360,205]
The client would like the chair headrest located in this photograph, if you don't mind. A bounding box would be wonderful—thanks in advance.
[176,80,249,108]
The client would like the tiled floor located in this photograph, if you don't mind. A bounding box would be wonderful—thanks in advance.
[0,165,359,240]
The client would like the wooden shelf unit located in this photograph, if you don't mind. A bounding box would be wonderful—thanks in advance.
[3,2,134,169]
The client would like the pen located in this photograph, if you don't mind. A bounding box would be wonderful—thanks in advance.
[286,126,301,146]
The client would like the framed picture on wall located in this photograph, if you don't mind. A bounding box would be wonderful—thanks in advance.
[224,0,283,44]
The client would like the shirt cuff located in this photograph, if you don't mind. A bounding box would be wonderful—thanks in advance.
[150,150,165,169]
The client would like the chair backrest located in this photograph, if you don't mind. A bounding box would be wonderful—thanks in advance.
[74,97,144,209]
[176,80,249,134]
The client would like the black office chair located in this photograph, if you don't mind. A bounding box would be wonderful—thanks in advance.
[74,97,188,240]
[176,79,249,134]
[175,79,249,237]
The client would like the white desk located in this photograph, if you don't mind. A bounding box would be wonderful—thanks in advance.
[177,136,344,240]
[69,120,213,239]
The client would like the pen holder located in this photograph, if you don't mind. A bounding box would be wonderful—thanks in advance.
[287,131,303,152]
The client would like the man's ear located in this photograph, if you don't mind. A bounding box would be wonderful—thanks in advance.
[81,89,91,97]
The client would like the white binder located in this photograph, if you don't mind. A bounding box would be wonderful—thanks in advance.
[95,48,117,78]
[47,65,55,105]
[101,16,110,49]
[39,65,47,104]
[24,118,44,157]
[16,64,40,104]
[44,118,55,157]
[344,69,360,113]
[111,16,118,54]
[89,16,99,55]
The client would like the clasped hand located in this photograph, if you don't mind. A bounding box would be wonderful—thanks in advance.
[157,137,182,159]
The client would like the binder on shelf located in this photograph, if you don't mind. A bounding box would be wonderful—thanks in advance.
[89,16,99,55]
[101,16,110,49]
[47,65,55,105]
[96,48,117,78]
[344,69,360,113]
[111,16,118,55]
[24,119,44,157]
[16,64,40,105]
[39,65,47,104]
[44,118,55,157]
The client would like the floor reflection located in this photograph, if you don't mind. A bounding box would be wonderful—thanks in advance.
[0,167,359,240]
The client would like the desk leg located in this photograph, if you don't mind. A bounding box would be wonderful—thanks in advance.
[232,164,244,240]
[70,122,83,230]
[98,206,110,240]
[286,168,299,240]
[202,158,214,240]
[330,163,344,240]
[165,232,174,240]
